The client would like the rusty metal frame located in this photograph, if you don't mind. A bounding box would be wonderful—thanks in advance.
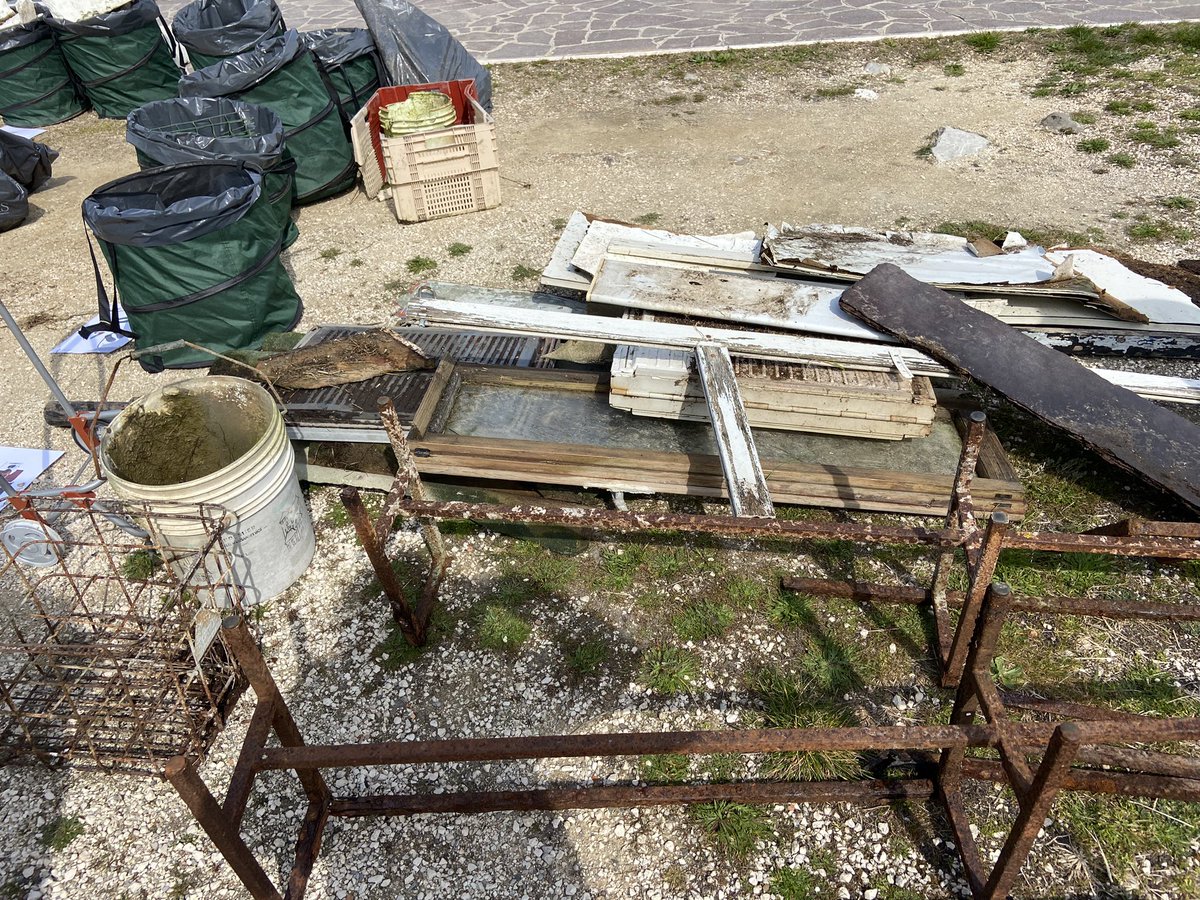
[147,397,1200,900]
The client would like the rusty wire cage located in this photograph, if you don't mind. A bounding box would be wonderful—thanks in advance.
[0,495,246,774]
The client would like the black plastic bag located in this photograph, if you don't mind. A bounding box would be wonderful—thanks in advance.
[351,0,491,111]
[0,129,58,191]
[0,171,29,232]
[172,0,285,68]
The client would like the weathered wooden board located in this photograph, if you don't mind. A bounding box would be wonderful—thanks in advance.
[398,299,1200,402]
[839,264,1200,512]
[694,344,774,518]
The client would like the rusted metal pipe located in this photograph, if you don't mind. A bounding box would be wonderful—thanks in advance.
[340,487,423,644]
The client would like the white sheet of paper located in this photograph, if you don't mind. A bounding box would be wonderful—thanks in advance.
[0,446,65,509]
[52,307,131,354]
[0,124,46,140]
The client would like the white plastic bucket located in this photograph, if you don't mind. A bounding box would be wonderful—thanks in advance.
[100,375,315,604]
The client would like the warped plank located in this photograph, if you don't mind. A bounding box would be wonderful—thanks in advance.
[839,264,1200,512]
[398,299,1200,402]
[694,344,774,518]
[589,256,888,341]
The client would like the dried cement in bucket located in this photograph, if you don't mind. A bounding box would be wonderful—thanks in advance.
[100,376,315,603]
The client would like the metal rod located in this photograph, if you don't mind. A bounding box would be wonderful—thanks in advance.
[163,757,283,900]
[0,298,79,421]
[223,697,275,830]
[339,487,422,643]
[328,778,937,817]
[286,800,329,900]
[943,511,1010,688]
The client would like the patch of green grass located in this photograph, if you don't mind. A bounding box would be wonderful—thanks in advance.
[1161,195,1197,210]
[1072,110,1097,125]
[600,544,646,590]
[990,655,1026,689]
[1056,794,1200,877]
[372,621,427,671]
[550,216,568,230]
[1179,107,1200,121]
[702,752,738,782]
[943,62,966,77]
[644,546,689,579]
[1127,217,1193,242]
[689,50,737,66]
[564,638,609,675]
[964,31,1002,53]
[447,242,472,257]
[1,878,24,900]
[349,257,364,268]
[41,816,83,851]
[382,277,407,292]
[511,263,541,281]
[1107,151,1137,168]
[640,644,698,693]
[476,604,532,652]
[1077,660,1200,716]
[319,247,342,260]
[688,802,772,859]
[501,540,579,596]
[1076,137,1111,153]
[1105,99,1134,115]
[767,590,816,628]
[405,256,437,275]
[651,93,688,106]
[752,667,864,781]
[724,573,766,607]
[1130,122,1181,148]
[813,85,855,99]
[634,212,662,226]
[995,550,1122,596]
[770,866,818,899]
[672,600,734,642]
[641,752,689,784]
[122,549,162,581]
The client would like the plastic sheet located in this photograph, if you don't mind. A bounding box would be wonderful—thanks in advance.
[0,127,57,191]
[351,0,490,111]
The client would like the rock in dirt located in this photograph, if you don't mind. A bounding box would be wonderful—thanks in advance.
[854,88,879,102]
[1040,112,1085,134]
[929,126,991,163]
[863,62,892,76]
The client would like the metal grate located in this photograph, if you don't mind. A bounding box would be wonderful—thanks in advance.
[0,497,246,774]
[278,327,558,427]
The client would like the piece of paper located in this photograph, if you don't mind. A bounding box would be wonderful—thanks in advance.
[0,446,65,509]
[0,124,46,141]
[52,307,131,354]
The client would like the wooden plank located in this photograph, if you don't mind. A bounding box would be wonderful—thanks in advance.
[399,298,1200,402]
[402,299,952,376]
[839,264,1200,512]
[694,344,774,518]
[588,256,886,342]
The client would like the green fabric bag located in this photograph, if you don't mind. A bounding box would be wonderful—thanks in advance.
[301,28,384,121]
[46,0,180,119]
[179,30,355,204]
[82,161,302,371]
[0,21,88,126]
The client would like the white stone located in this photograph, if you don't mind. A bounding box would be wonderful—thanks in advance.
[854,88,879,102]
[929,127,991,163]
[864,62,892,76]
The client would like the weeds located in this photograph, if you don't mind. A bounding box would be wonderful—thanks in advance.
[511,264,541,281]
[964,32,1002,53]
[771,866,819,899]
[405,256,437,274]
[672,600,734,642]
[1072,110,1097,124]
[349,257,364,268]
[41,816,83,851]
[122,549,161,581]
[640,644,698,693]
[1076,137,1111,153]
[1161,195,1196,210]
[813,85,855,99]
[565,638,609,675]
[319,247,342,260]
[447,242,473,257]
[1127,217,1193,242]
[641,752,689,784]
[1130,122,1181,148]
[476,604,532,652]
[634,212,662,226]
[600,544,646,590]
[550,216,568,230]
[689,802,772,859]
[943,62,966,77]
[1107,151,1137,168]
[1056,794,1200,877]
[751,667,864,780]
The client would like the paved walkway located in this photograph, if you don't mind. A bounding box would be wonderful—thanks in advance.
[162,0,1200,63]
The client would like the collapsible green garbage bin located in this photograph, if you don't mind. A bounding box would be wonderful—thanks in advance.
[302,28,384,121]
[172,0,284,70]
[82,161,302,371]
[0,21,88,126]
[179,30,355,204]
[46,0,179,119]
[127,96,298,248]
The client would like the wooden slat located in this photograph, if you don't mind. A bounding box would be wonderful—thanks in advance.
[694,344,774,518]
[840,265,1200,512]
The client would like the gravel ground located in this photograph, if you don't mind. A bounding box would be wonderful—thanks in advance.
[2,28,1200,900]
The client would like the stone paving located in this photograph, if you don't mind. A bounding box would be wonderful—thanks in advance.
[157,0,1200,63]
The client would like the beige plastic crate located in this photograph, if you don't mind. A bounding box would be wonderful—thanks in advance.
[389,168,502,223]
[380,97,498,186]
